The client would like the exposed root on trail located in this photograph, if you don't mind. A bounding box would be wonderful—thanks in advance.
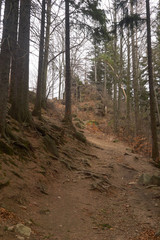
[90,180,113,192]
[74,148,99,159]
[77,169,114,192]
[118,163,137,171]
[59,158,78,171]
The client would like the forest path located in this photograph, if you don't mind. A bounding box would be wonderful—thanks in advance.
[33,132,160,240]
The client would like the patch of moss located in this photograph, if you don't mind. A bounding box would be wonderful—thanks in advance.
[75,118,84,125]
[75,122,83,129]
[87,120,99,125]
[39,209,50,215]
[73,131,86,143]
[99,223,112,230]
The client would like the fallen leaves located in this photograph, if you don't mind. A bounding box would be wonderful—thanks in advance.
[0,207,17,222]
[130,229,160,240]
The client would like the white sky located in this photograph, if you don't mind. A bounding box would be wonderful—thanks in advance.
[29,0,160,97]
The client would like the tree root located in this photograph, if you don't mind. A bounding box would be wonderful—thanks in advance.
[59,159,77,171]
[118,163,137,171]
[90,180,112,192]
[75,148,99,159]
[77,170,113,192]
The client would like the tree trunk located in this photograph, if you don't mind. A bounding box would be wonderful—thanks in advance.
[64,0,72,123]
[94,44,97,83]
[42,0,51,108]
[33,0,46,117]
[131,0,139,136]
[126,27,131,131]
[9,0,19,104]
[0,0,3,30]
[0,0,13,135]
[10,0,31,123]
[59,56,62,100]
[113,1,118,133]
[118,25,123,119]
[146,0,159,161]
[62,38,65,99]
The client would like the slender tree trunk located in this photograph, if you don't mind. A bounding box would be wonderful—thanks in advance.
[127,27,131,131]
[118,25,123,119]
[42,0,51,108]
[59,56,62,100]
[104,64,107,98]
[131,0,139,136]
[64,0,72,123]
[94,44,97,83]
[33,0,46,117]
[51,57,55,99]
[113,1,118,133]
[61,34,65,99]
[0,0,3,29]
[146,0,159,161]
[0,0,13,135]
[103,43,107,99]
[10,0,31,122]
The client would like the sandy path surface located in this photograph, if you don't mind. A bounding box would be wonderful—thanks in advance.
[31,132,160,240]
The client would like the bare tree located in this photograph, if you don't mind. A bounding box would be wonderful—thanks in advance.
[146,0,159,161]
[64,0,72,123]
[33,0,46,117]
[0,0,15,136]
[10,0,31,122]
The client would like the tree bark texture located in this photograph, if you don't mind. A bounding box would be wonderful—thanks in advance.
[42,0,51,108]
[10,0,31,122]
[131,0,139,136]
[0,0,3,27]
[127,28,131,130]
[146,0,159,161]
[9,0,19,104]
[113,1,118,133]
[118,26,123,119]
[33,0,46,117]
[64,0,72,122]
[0,0,13,135]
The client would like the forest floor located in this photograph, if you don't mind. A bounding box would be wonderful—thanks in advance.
[0,101,160,240]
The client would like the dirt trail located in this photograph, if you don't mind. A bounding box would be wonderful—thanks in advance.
[31,132,160,240]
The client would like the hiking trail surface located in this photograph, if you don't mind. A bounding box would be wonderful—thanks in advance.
[1,124,159,240]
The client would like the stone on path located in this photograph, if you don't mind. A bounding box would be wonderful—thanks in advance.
[138,173,160,186]
[15,224,31,238]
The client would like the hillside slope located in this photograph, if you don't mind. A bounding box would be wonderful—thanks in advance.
[0,100,159,240]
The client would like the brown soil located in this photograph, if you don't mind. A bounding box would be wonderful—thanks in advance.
[0,121,160,240]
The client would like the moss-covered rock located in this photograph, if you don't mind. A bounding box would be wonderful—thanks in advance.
[75,122,83,129]
[73,131,86,143]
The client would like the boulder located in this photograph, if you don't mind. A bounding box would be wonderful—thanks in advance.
[150,175,160,186]
[138,173,160,186]
[16,236,25,240]
[138,174,151,185]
